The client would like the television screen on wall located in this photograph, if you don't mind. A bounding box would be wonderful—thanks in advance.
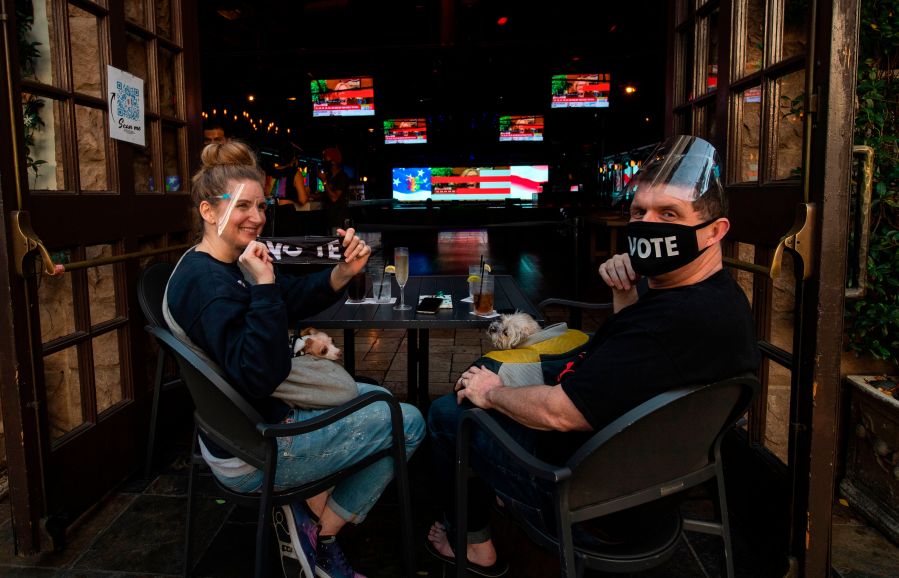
[550,73,610,108]
[311,77,375,117]
[392,165,549,202]
[384,118,427,144]
[498,115,544,142]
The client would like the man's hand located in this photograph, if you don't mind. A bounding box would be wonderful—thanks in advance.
[598,253,638,290]
[456,365,503,408]
[598,253,640,312]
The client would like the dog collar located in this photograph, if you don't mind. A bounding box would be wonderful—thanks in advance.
[295,334,312,355]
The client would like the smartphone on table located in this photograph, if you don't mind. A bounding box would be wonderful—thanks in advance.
[416,297,444,314]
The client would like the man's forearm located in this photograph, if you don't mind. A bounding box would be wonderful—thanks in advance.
[484,384,590,431]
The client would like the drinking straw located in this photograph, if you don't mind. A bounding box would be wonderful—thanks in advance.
[377,269,385,302]
[476,255,485,309]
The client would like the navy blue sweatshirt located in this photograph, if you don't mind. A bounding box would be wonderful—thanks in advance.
[166,249,342,443]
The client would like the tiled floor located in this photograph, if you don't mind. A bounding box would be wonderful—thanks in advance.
[1,325,898,576]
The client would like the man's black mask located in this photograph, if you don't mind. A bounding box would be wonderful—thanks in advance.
[626,220,716,277]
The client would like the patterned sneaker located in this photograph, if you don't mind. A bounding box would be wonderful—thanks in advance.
[315,535,366,578]
[273,503,318,577]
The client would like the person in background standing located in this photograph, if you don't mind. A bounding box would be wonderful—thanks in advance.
[319,147,350,233]
[203,123,228,145]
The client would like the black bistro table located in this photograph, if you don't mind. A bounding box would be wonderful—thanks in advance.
[301,275,543,410]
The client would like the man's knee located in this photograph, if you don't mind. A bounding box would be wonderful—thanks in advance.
[427,393,465,440]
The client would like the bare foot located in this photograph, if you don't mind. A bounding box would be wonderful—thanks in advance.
[427,521,498,567]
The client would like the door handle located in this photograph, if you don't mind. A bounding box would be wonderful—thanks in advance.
[9,210,65,278]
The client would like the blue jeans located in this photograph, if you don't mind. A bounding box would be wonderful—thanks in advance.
[428,393,555,544]
[215,384,425,523]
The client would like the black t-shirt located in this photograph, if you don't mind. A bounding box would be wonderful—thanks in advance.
[550,269,760,459]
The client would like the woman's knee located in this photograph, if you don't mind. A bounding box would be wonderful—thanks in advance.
[401,403,426,450]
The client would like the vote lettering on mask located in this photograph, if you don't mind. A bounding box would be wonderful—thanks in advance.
[626,220,714,277]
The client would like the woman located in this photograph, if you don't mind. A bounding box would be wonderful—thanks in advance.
[166,141,424,578]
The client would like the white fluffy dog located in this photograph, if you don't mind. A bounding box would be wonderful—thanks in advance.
[486,312,541,350]
[292,327,343,360]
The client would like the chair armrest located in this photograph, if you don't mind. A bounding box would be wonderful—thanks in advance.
[458,408,572,483]
[537,298,612,312]
[258,390,401,438]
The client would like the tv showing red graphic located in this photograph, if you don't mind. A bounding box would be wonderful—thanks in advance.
[392,165,549,202]
[384,118,427,144]
[498,115,544,142]
[311,77,375,117]
[551,73,610,108]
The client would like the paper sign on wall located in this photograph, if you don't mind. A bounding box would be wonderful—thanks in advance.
[107,65,145,146]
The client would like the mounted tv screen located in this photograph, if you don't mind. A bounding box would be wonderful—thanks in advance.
[384,118,427,144]
[311,77,375,117]
[498,115,544,142]
[551,73,610,108]
[392,165,549,202]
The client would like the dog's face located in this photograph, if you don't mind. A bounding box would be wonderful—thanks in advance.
[294,328,342,360]
[486,312,541,350]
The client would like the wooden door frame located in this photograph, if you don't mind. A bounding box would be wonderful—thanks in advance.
[0,0,202,554]
[799,0,859,574]
[0,0,50,554]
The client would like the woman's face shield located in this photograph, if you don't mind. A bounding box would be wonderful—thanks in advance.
[623,135,725,207]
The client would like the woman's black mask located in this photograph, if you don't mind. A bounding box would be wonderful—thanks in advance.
[626,220,716,277]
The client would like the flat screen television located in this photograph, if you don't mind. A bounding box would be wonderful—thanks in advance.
[311,77,375,117]
[384,118,427,144]
[392,165,549,203]
[550,73,610,108]
[498,115,544,142]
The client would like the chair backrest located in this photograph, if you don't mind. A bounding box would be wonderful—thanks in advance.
[565,374,759,514]
[138,261,176,328]
[148,325,271,469]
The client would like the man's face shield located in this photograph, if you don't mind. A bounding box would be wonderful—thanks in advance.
[623,135,725,206]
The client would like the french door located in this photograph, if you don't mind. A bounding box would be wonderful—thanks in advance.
[0,0,199,553]
[667,1,859,576]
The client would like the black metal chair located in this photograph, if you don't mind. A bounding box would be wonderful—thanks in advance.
[454,374,760,578]
[137,261,180,479]
[538,298,613,332]
[148,325,415,578]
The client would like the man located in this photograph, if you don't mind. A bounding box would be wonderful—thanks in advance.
[203,124,228,145]
[426,135,761,576]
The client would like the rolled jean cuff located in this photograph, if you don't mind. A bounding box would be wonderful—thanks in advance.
[467,527,491,544]
[327,496,365,524]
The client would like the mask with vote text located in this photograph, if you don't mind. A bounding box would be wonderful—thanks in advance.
[626,220,715,277]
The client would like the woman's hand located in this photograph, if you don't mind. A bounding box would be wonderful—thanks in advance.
[238,241,275,285]
[330,227,371,290]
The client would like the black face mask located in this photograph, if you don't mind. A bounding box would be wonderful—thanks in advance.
[626,219,716,277]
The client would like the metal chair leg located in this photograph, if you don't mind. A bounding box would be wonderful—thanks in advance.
[183,430,199,577]
[144,351,166,479]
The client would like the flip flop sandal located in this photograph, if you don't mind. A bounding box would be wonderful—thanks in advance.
[424,539,509,577]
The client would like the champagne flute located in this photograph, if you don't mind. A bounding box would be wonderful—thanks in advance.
[394,247,412,310]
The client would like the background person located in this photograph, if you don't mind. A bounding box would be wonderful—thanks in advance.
[165,140,424,578]
[203,123,228,145]
[425,135,761,575]
[319,146,350,233]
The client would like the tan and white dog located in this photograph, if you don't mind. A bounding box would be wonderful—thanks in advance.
[292,327,343,360]
[486,312,541,350]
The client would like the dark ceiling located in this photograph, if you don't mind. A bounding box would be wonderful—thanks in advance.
[198,0,669,182]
